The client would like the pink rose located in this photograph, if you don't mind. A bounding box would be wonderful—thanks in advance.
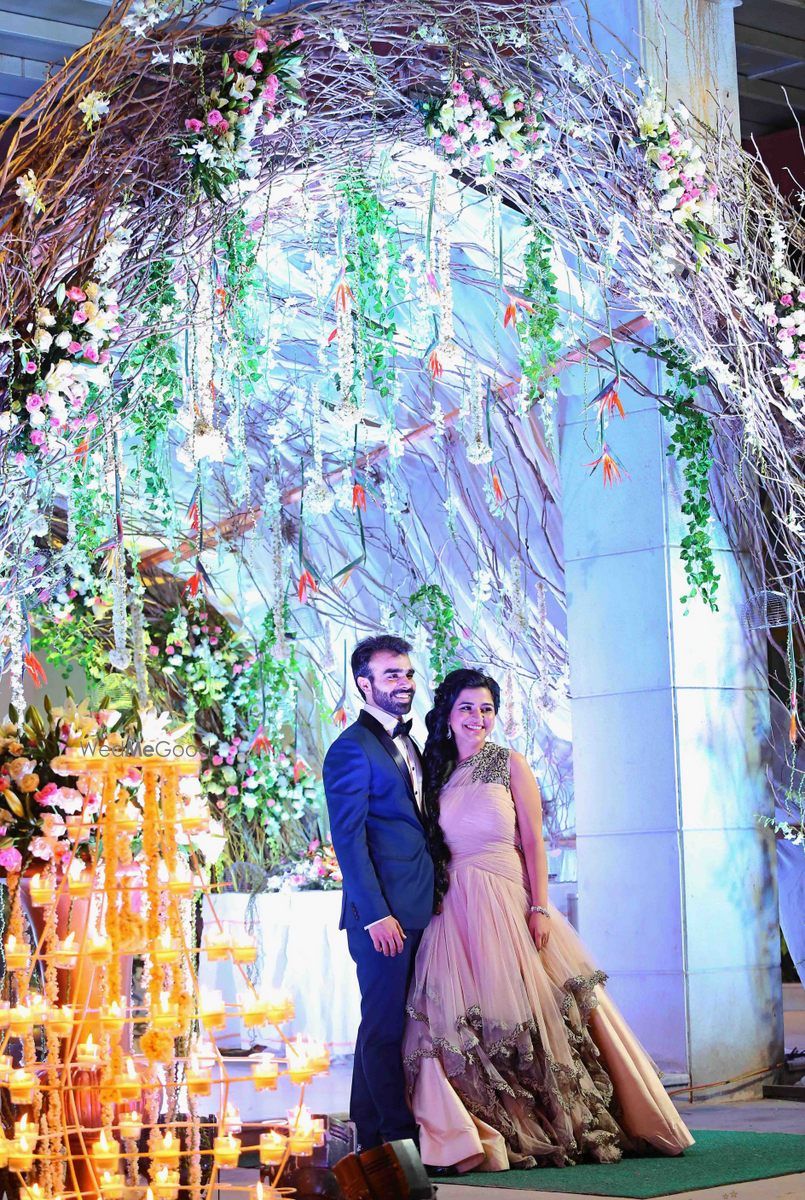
[252,60,263,74]
[185,118,204,133]
[216,120,229,133]
[30,429,46,446]
[83,344,99,363]
[212,755,223,766]
[206,109,224,127]
[780,294,793,307]
[148,645,159,657]
[84,412,98,428]
[291,25,304,40]
[234,50,249,64]
[440,134,458,154]
[0,847,22,873]
[451,80,462,95]
[669,131,682,148]
[254,37,268,53]
[26,395,43,412]
[67,287,86,303]
[68,340,83,354]
[226,785,239,796]
[24,362,37,374]
[73,308,87,324]
[35,781,59,806]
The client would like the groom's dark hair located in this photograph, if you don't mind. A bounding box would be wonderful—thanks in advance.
[351,635,413,688]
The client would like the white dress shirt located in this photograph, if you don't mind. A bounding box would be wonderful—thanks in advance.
[362,703,424,930]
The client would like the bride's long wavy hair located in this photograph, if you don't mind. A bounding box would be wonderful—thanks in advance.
[423,668,501,906]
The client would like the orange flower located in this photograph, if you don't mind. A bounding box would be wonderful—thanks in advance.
[249,726,273,756]
[23,651,47,688]
[789,707,798,745]
[297,570,317,603]
[184,571,201,598]
[428,350,443,378]
[215,286,227,314]
[73,438,90,460]
[491,472,504,503]
[587,448,623,487]
[293,759,307,784]
[332,706,348,728]
[334,278,353,312]
[502,291,534,329]
[596,383,625,420]
[352,483,367,512]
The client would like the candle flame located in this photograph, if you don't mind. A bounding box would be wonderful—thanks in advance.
[124,1056,137,1078]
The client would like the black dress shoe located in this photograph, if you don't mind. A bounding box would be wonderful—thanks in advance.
[424,1164,460,1177]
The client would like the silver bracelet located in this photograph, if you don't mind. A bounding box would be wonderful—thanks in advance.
[529,904,550,917]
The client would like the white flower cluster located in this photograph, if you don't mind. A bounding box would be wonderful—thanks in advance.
[635,89,719,248]
[425,68,547,179]
[121,0,193,37]
[465,367,493,465]
[15,169,44,214]
[415,24,448,44]
[767,287,805,403]
[77,90,110,131]
[3,281,122,461]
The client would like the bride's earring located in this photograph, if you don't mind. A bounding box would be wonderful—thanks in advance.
[446,727,452,740]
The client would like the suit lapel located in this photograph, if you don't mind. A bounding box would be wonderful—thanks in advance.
[357,710,419,809]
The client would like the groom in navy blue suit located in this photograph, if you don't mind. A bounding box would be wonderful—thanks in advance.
[323,635,435,1151]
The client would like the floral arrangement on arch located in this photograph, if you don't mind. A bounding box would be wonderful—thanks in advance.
[1,277,122,465]
[634,86,722,261]
[179,24,305,197]
[423,67,546,175]
[264,837,343,893]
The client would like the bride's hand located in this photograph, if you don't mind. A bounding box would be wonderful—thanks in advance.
[528,911,551,952]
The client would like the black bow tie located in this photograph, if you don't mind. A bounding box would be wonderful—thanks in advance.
[392,719,413,740]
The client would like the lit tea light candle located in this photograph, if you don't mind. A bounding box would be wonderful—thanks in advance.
[230,934,257,964]
[264,989,294,1024]
[4,936,31,972]
[250,1183,283,1200]
[75,1033,102,1067]
[251,1053,278,1092]
[203,931,230,961]
[20,1182,43,1200]
[239,993,269,1029]
[8,1068,37,1104]
[307,1040,330,1074]
[152,1167,179,1200]
[0,1001,10,1029]
[287,1105,324,1152]
[0,1053,13,1082]
[52,931,78,969]
[29,872,55,906]
[101,999,127,1038]
[13,1115,31,1143]
[166,872,193,898]
[184,1055,211,1097]
[286,1036,316,1085]
[221,1103,241,1134]
[116,805,140,833]
[66,814,95,841]
[67,865,94,898]
[113,1057,140,1101]
[86,932,112,965]
[117,1108,142,1143]
[258,1130,287,1166]
[151,992,178,1031]
[287,1123,316,1155]
[7,1131,35,1172]
[198,989,226,1032]
[8,1003,35,1037]
[91,1129,120,1172]
[98,1171,125,1200]
[178,808,209,834]
[211,1133,240,1168]
[152,929,180,966]
[47,1004,74,1038]
[151,1130,180,1168]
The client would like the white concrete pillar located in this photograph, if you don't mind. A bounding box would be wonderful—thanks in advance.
[558,0,784,1088]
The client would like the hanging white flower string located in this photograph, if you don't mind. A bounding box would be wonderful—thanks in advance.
[304,386,335,514]
[108,420,131,671]
[502,667,524,741]
[5,590,26,722]
[466,367,493,464]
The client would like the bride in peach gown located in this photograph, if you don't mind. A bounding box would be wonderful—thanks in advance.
[403,668,694,1173]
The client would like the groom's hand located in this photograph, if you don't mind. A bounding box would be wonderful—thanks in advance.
[369,916,406,956]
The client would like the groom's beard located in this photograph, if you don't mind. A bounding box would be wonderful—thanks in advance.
[368,681,414,717]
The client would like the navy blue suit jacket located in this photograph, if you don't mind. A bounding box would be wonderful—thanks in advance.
[323,711,435,931]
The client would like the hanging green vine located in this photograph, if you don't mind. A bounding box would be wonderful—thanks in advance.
[406,584,462,682]
[338,165,403,411]
[120,258,183,501]
[517,223,561,430]
[647,337,720,612]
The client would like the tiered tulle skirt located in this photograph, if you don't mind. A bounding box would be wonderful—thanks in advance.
[403,860,694,1172]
